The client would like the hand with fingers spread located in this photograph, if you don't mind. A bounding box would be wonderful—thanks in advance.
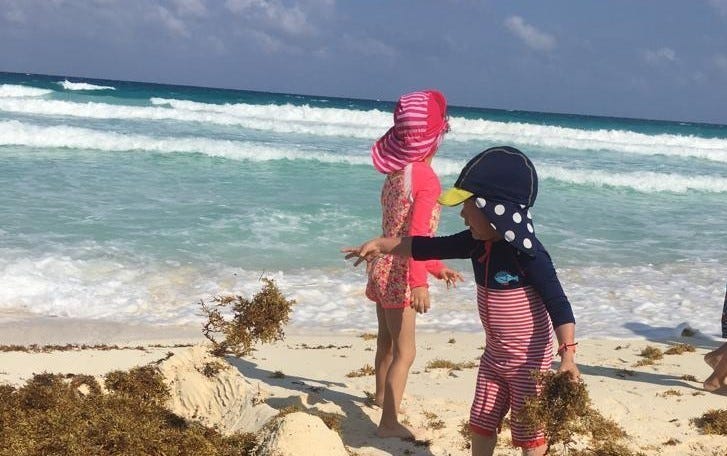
[342,238,384,267]
[342,237,411,267]
[436,266,464,290]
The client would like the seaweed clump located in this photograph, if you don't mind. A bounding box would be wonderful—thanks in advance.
[663,343,695,355]
[201,278,295,357]
[0,367,256,456]
[516,371,638,455]
[692,409,727,435]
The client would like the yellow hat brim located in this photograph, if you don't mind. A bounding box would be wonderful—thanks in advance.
[438,187,473,206]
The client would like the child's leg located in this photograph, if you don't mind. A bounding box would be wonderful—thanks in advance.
[376,305,418,438]
[507,366,549,452]
[522,444,547,456]
[374,303,393,407]
[704,341,727,369]
[704,345,727,392]
[471,433,496,456]
[469,360,509,455]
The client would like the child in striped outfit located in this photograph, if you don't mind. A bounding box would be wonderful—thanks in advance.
[344,146,579,455]
[367,90,463,439]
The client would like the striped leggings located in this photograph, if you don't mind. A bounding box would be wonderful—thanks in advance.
[469,285,553,449]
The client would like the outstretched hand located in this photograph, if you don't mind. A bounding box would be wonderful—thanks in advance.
[438,267,464,289]
[341,238,384,267]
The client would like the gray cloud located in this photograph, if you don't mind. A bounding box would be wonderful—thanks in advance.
[644,47,677,64]
[1,1,726,123]
[224,0,317,37]
[504,16,556,52]
[172,0,207,17]
[714,54,727,73]
[340,34,397,59]
[154,5,190,36]
[1,0,26,24]
[709,0,727,16]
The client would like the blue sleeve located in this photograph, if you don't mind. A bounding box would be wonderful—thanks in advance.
[411,230,479,260]
[521,243,575,328]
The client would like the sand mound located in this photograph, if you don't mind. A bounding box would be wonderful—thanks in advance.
[256,411,348,456]
[158,345,277,434]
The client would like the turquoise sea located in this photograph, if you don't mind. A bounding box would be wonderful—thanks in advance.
[1,71,726,339]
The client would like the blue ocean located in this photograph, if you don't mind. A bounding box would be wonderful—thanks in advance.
[1,72,726,339]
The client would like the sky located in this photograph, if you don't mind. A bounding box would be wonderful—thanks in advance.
[2,0,727,125]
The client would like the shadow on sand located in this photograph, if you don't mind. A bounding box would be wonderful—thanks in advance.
[622,321,724,351]
[226,357,437,456]
[553,359,703,391]
[554,321,722,391]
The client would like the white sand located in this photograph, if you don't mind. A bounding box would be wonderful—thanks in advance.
[1,317,726,455]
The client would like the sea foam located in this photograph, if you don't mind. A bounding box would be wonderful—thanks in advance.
[0,84,52,98]
[2,120,726,194]
[1,250,724,339]
[0,96,726,162]
[58,80,116,91]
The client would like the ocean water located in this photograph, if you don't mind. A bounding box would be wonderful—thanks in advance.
[1,71,726,340]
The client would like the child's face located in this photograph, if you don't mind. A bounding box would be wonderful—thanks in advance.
[460,198,503,241]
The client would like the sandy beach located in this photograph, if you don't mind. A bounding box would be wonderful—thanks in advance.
[1,317,726,456]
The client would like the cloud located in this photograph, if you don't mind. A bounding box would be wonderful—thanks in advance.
[171,0,207,17]
[708,0,727,16]
[504,16,556,52]
[644,47,677,64]
[224,0,315,37]
[247,29,287,53]
[153,5,189,36]
[206,35,227,54]
[1,0,26,24]
[149,0,208,38]
[714,54,727,73]
[340,34,397,59]
[4,8,25,23]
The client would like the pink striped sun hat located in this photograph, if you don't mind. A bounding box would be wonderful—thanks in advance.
[371,90,449,174]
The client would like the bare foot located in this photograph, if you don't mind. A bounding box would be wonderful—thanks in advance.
[376,422,422,439]
[704,351,721,369]
[703,372,727,393]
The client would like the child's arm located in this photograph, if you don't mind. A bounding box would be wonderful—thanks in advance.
[342,230,477,267]
[554,322,579,380]
[407,163,465,283]
[343,237,412,267]
[521,244,579,379]
[524,247,576,329]
[407,162,441,290]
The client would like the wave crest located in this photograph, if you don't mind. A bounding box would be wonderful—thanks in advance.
[0,84,52,98]
[58,80,116,91]
[0,95,726,163]
[2,120,725,194]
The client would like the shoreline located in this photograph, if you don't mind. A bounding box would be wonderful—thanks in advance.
[1,317,726,455]
[0,313,723,344]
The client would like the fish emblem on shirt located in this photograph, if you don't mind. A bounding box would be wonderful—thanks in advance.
[494,270,519,286]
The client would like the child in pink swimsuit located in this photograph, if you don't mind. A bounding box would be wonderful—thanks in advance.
[366,90,462,439]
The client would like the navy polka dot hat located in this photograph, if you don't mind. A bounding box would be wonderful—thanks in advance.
[438,146,539,257]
